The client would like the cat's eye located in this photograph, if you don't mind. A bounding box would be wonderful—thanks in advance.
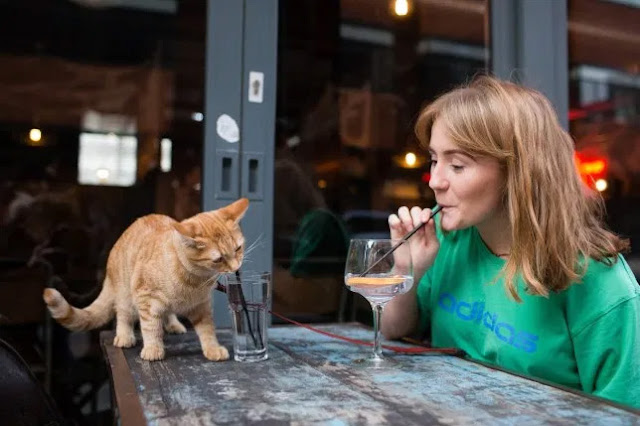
[235,246,242,252]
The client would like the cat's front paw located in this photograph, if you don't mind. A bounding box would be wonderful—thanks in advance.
[140,344,165,361]
[113,334,136,348]
[203,345,229,361]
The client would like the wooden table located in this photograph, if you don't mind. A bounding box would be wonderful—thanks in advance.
[100,323,640,425]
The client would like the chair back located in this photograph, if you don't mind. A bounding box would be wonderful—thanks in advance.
[0,338,65,426]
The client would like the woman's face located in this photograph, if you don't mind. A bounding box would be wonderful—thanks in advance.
[428,119,505,231]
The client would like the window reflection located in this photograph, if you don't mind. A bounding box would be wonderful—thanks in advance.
[274,0,488,322]
[568,0,640,271]
[0,1,206,422]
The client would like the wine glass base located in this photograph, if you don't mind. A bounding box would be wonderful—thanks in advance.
[352,355,396,368]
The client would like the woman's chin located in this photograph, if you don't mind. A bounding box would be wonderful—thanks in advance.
[441,218,461,231]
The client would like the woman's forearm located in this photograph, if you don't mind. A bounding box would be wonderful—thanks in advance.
[381,284,419,339]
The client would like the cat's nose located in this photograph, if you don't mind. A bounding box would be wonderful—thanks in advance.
[228,260,240,271]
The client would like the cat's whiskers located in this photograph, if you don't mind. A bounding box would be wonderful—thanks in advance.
[243,234,265,259]
[240,237,265,269]
[240,259,256,268]
[201,273,222,289]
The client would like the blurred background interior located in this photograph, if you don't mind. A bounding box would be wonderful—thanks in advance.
[0,0,638,424]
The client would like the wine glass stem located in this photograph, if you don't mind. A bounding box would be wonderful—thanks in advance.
[372,303,384,360]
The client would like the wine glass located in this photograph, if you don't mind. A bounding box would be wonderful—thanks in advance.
[344,238,413,364]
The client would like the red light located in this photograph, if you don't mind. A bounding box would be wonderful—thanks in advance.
[575,153,608,188]
[578,159,606,175]
[421,172,431,183]
[568,109,587,121]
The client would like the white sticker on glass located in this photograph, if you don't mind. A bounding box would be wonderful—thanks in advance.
[216,114,239,143]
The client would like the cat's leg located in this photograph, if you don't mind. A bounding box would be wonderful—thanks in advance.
[186,302,229,361]
[113,302,136,348]
[138,296,166,361]
[163,313,187,334]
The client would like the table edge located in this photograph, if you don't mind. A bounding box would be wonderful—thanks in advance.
[100,332,147,426]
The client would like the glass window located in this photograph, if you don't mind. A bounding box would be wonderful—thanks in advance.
[0,1,206,422]
[568,0,640,276]
[274,0,489,322]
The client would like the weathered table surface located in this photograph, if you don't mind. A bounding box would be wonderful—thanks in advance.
[100,323,640,425]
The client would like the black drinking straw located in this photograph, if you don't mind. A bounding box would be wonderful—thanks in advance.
[234,270,260,348]
[359,205,442,277]
[254,273,264,349]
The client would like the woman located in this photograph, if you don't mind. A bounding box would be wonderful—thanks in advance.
[382,76,640,409]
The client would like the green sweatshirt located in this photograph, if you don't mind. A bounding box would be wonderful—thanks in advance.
[417,220,640,409]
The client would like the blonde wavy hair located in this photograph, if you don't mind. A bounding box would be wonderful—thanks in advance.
[415,76,629,300]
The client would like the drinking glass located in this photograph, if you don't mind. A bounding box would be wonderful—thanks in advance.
[344,239,413,364]
[225,272,271,362]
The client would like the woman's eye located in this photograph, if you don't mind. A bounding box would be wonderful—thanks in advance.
[429,160,437,169]
[451,164,464,172]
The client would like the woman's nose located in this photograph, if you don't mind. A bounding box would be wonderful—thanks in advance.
[428,165,448,191]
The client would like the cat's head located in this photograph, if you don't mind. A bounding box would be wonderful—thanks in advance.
[173,198,249,274]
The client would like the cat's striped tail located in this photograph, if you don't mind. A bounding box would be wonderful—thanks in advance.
[43,278,115,331]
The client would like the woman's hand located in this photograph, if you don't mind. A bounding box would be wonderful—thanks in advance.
[388,206,439,283]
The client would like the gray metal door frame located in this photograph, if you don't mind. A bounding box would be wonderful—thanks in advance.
[203,0,278,327]
[490,0,569,129]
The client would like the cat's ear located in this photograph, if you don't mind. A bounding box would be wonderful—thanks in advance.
[219,198,249,223]
[173,221,198,248]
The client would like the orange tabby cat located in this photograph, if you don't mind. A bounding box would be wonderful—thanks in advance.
[43,198,249,361]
